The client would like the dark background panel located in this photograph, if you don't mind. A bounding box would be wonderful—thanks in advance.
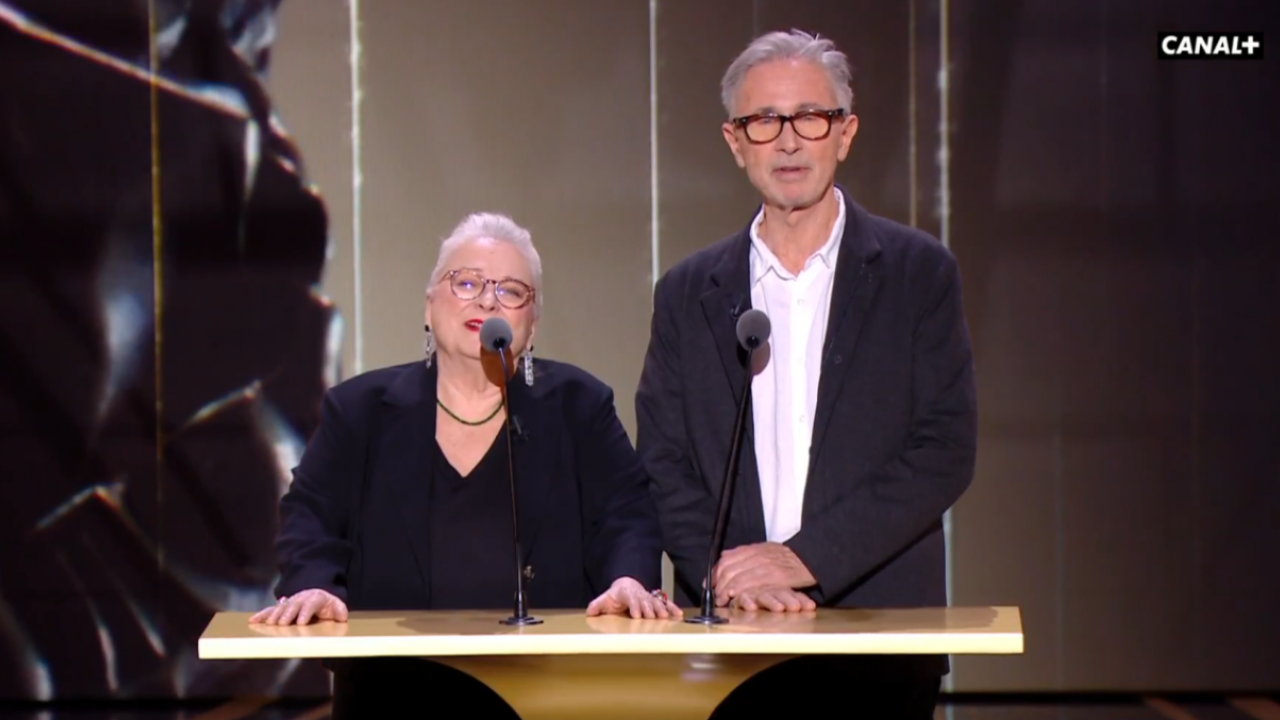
[948,0,1280,690]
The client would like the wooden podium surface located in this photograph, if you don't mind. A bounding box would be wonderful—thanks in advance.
[199,606,1023,719]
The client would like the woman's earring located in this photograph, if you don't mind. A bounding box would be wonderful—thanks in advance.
[523,346,534,386]
[423,324,436,369]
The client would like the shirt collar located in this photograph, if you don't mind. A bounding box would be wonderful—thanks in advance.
[748,187,846,285]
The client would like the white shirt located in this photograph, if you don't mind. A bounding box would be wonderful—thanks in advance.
[748,190,846,543]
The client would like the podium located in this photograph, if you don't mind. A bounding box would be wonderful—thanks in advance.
[199,606,1023,719]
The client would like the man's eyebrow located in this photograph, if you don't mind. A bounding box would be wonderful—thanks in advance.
[742,102,831,116]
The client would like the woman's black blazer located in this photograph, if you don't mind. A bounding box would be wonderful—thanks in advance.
[273,358,665,610]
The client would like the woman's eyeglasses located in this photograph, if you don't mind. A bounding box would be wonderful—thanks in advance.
[441,269,535,310]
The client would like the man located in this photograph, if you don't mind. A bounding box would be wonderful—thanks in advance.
[636,29,977,718]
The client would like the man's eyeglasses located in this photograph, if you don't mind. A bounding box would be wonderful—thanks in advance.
[730,109,846,144]
[440,269,535,310]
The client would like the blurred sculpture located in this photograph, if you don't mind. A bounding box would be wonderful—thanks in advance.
[0,0,338,699]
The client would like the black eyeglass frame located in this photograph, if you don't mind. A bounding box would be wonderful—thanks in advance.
[730,108,848,144]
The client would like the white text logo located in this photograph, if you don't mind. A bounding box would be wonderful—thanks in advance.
[1159,33,1264,59]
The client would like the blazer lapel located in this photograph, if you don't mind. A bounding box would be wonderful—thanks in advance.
[700,269,751,408]
[698,228,768,542]
[809,195,883,468]
[380,362,437,599]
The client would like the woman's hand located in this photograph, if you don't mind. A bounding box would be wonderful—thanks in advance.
[249,588,349,625]
[586,577,683,619]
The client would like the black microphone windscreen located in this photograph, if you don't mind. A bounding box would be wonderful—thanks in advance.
[480,317,514,352]
[735,309,771,350]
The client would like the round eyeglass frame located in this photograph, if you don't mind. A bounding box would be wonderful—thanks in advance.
[731,108,847,144]
[440,269,536,310]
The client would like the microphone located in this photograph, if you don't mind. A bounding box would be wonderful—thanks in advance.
[480,317,543,626]
[728,294,745,321]
[686,308,771,626]
[480,318,513,353]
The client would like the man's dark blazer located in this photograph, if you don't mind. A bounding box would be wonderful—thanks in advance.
[636,188,977,675]
[274,357,664,611]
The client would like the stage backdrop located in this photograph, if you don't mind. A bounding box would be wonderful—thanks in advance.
[0,0,1276,701]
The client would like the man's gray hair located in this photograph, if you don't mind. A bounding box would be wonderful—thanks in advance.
[720,29,854,118]
[427,212,543,317]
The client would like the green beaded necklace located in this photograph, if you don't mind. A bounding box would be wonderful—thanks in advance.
[437,398,503,426]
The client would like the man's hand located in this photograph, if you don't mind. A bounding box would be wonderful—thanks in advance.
[712,542,818,607]
[719,585,816,612]
[586,577,683,619]
[249,588,349,625]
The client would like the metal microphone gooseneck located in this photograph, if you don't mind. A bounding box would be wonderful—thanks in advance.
[481,318,542,627]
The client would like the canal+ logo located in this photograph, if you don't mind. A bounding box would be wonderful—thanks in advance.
[1159,32,1264,60]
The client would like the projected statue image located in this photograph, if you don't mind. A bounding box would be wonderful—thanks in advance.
[0,0,338,699]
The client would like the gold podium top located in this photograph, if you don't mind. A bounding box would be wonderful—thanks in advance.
[197,606,1023,659]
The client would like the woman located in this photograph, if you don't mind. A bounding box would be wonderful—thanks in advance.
[250,212,679,715]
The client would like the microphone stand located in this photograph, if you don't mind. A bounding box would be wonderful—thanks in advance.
[494,345,542,626]
[686,345,756,626]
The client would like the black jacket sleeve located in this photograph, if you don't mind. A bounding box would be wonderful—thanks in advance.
[578,383,665,594]
[635,273,718,599]
[274,390,362,600]
[785,256,978,602]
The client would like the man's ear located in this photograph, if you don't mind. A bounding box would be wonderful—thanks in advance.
[722,123,747,168]
[836,114,859,162]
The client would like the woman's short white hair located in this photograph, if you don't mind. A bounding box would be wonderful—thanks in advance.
[426,212,543,317]
[720,29,854,118]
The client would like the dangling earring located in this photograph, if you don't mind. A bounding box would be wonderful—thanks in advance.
[522,346,534,386]
[423,324,436,369]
